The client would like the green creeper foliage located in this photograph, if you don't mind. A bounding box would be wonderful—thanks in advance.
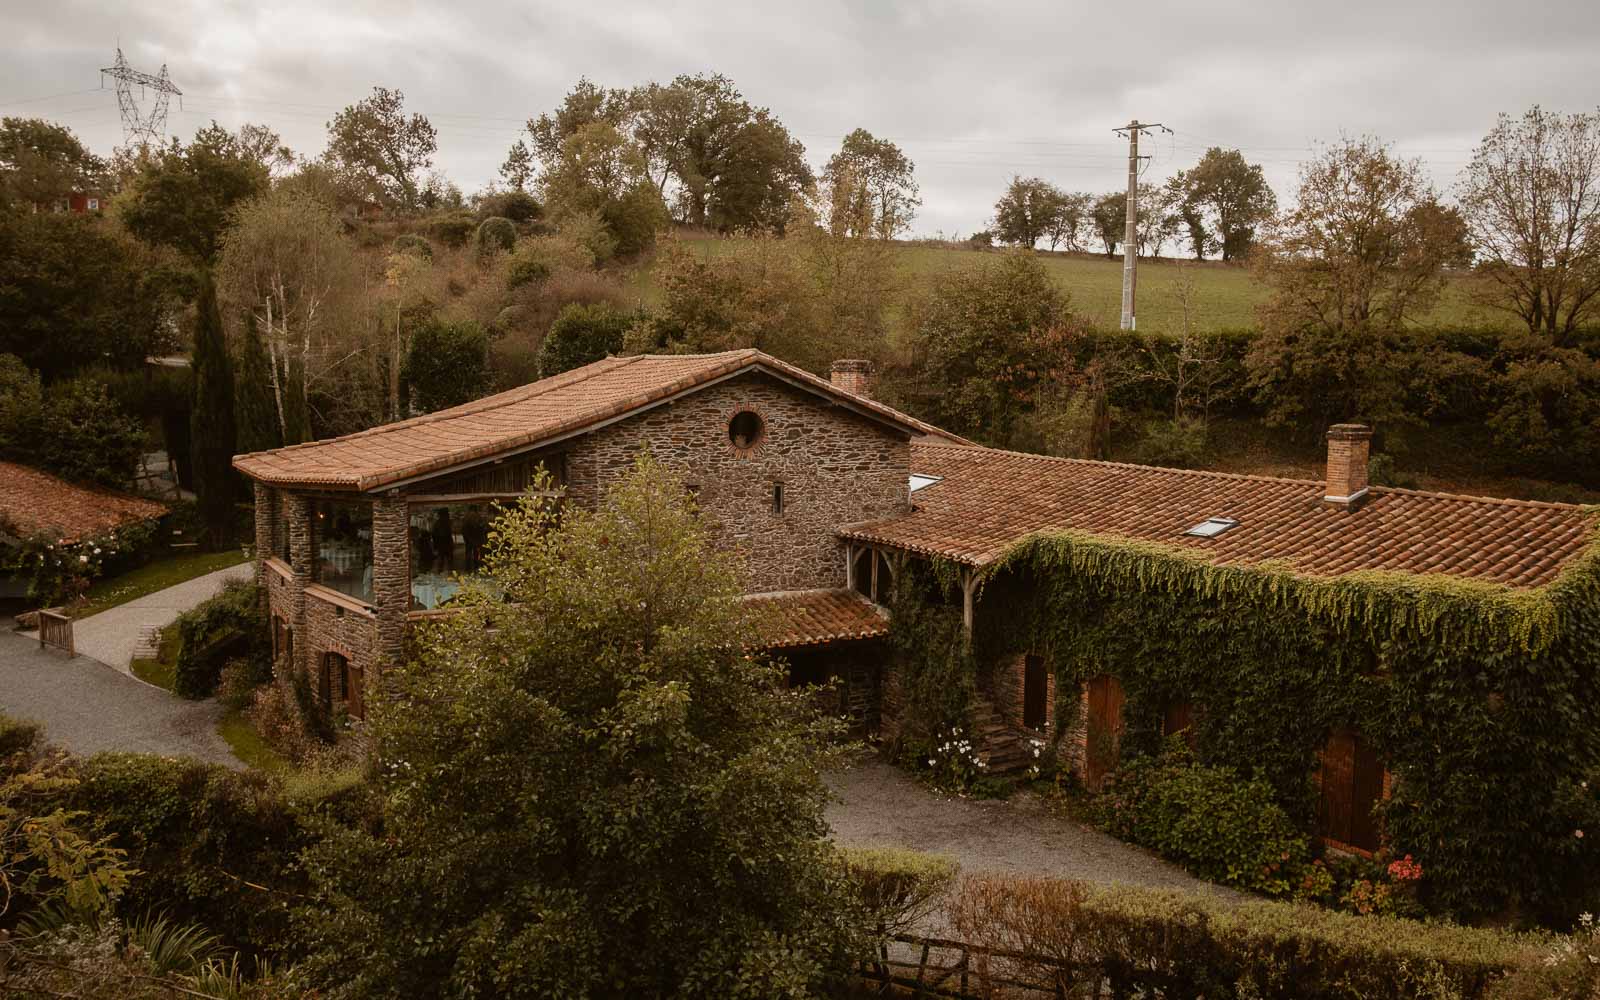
[972,529,1600,922]
[538,302,631,377]
[172,580,269,700]
[294,457,857,998]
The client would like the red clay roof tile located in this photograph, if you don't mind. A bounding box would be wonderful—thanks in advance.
[0,461,167,544]
[839,443,1599,590]
[233,351,968,490]
[746,589,890,648]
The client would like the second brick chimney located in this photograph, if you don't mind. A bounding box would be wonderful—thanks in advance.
[1324,423,1373,508]
[830,359,877,399]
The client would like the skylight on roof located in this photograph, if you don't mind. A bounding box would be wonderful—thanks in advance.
[909,474,943,494]
[1184,517,1239,538]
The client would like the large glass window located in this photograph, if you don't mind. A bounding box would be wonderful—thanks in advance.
[314,500,374,602]
[409,502,498,610]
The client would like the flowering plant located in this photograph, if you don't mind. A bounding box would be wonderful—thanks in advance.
[915,725,989,792]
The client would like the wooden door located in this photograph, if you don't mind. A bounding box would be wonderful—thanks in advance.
[1023,655,1048,730]
[1318,730,1384,852]
[1084,674,1125,792]
[1163,702,1197,748]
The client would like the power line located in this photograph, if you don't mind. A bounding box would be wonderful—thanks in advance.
[100,47,182,149]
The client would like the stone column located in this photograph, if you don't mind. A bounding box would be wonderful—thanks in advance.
[251,483,274,585]
[371,498,411,666]
[285,493,313,675]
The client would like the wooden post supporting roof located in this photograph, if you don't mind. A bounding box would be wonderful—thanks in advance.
[960,568,978,642]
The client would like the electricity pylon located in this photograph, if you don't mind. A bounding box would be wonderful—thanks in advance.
[100,47,182,149]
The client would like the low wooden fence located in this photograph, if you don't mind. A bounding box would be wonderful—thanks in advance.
[36,608,74,657]
[859,933,1094,999]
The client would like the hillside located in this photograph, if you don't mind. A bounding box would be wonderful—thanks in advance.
[624,234,1508,336]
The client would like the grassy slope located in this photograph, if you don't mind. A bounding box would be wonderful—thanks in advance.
[625,235,1507,336]
[74,549,250,620]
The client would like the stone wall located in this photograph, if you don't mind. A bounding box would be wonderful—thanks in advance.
[565,371,910,592]
[990,651,1056,733]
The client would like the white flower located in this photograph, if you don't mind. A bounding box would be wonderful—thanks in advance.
[927,758,935,767]
[79,554,89,563]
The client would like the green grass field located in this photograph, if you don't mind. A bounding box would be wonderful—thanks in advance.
[625,236,1507,336]
[74,549,250,620]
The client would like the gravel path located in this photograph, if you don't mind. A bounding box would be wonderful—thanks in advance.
[72,562,253,675]
[826,759,1237,900]
[0,630,240,767]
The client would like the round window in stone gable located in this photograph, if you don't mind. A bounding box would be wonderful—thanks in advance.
[728,409,766,452]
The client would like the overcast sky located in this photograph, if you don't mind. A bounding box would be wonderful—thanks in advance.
[5,0,1598,237]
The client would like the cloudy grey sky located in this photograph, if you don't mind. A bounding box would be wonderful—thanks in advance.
[5,0,1598,237]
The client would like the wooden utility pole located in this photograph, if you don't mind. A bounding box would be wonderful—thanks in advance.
[1114,120,1171,330]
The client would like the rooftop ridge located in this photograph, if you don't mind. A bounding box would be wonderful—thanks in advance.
[231,354,650,463]
[913,441,1597,514]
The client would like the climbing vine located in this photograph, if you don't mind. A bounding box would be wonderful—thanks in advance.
[961,526,1600,923]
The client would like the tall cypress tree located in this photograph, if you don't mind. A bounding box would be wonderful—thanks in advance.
[235,311,281,455]
[190,271,238,546]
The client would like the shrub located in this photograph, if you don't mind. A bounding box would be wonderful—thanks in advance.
[215,659,262,712]
[537,302,632,377]
[172,581,269,699]
[479,190,542,223]
[0,713,41,761]
[401,319,490,413]
[475,216,516,254]
[948,873,1541,1000]
[505,233,595,290]
[837,845,958,938]
[391,233,433,261]
[30,375,146,489]
[1095,741,1311,896]
[425,212,477,248]
[1124,416,1209,469]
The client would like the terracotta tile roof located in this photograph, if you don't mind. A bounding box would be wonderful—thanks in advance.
[233,350,969,490]
[746,589,890,648]
[0,461,167,545]
[839,443,1600,590]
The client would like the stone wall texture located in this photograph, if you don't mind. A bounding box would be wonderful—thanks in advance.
[565,371,911,593]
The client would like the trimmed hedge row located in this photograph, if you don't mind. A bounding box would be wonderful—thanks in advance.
[947,873,1561,1000]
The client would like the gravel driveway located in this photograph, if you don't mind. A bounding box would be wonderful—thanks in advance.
[826,758,1236,900]
[0,630,240,767]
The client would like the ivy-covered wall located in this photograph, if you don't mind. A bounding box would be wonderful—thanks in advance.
[963,529,1600,924]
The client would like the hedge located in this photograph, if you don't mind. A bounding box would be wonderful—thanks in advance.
[173,580,270,699]
[948,874,1552,999]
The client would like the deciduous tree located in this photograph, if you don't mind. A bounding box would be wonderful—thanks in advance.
[324,87,438,212]
[1169,148,1277,261]
[1458,105,1600,345]
[118,122,270,262]
[992,176,1058,249]
[0,117,105,212]
[822,128,920,239]
[295,456,855,998]
[1090,192,1124,257]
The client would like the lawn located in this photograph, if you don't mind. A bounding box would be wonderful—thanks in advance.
[625,235,1509,336]
[73,548,249,620]
[218,707,289,773]
[129,624,180,691]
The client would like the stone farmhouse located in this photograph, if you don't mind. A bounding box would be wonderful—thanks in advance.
[234,349,1600,855]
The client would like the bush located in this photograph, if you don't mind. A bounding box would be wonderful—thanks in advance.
[172,581,269,699]
[837,845,958,938]
[27,375,146,489]
[537,302,633,377]
[1096,741,1311,896]
[479,190,542,223]
[401,319,489,413]
[948,873,1541,1000]
[391,233,433,261]
[0,714,42,762]
[475,216,516,254]
[505,233,596,290]
[425,212,477,248]
[1124,416,1209,469]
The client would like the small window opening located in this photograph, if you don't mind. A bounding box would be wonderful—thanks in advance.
[728,410,765,450]
[1184,516,1239,538]
[772,482,784,515]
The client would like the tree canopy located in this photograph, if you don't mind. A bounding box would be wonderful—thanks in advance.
[117,122,272,263]
[1458,105,1600,345]
[822,128,920,239]
[1167,148,1277,261]
[0,117,105,212]
[324,87,438,211]
[295,456,855,998]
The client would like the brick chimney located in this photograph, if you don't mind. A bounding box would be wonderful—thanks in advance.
[1324,424,1373,508]
[830,359,877,399]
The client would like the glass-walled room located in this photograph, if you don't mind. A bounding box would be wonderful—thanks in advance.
[409,502,499,609]
[314,499,374,602]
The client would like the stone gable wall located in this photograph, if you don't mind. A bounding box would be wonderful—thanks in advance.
[565,372,911,592]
